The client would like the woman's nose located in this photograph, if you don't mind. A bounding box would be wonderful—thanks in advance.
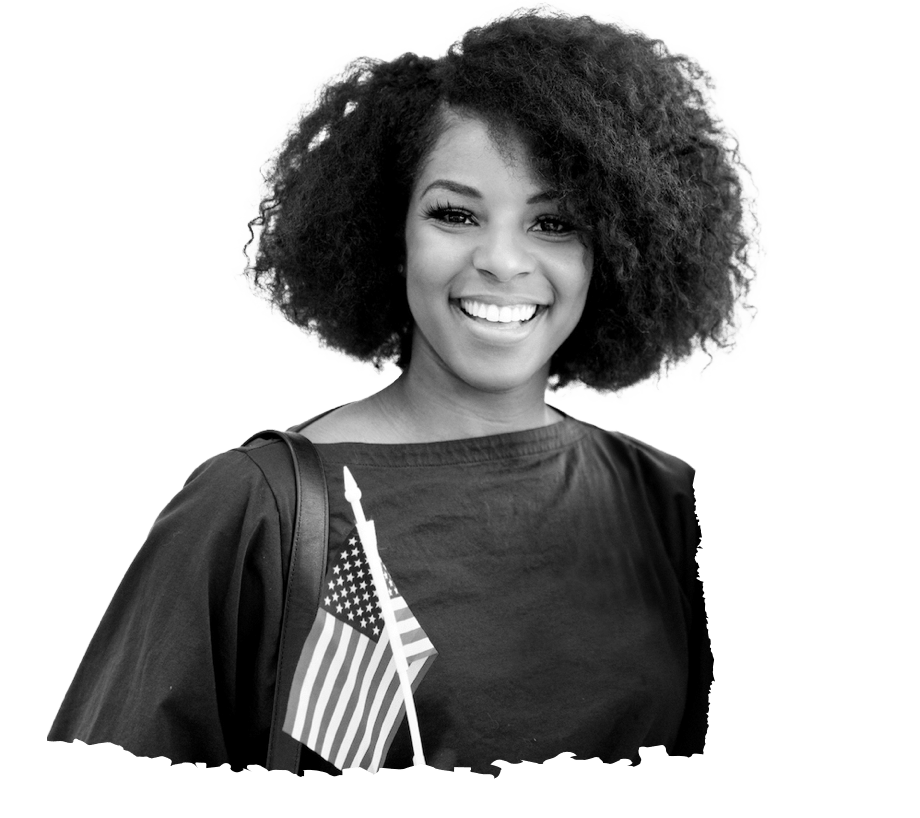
[472,225,535,282]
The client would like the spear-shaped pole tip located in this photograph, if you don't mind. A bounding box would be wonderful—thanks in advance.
[343,466,361,505]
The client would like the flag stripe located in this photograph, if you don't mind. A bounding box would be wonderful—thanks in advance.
[366,677,406,772]
[290,610,338,740]
[323,634,376,763]
[318,632,370,758]
[314,624,360,754]
[284,605,332,736]
[355,660,401,771]
[399,626,428,647]
[328,632,390,769]
[340,633,397,769]
[398,622,437,660]
[410,653,437,693]
[304,615,348,748]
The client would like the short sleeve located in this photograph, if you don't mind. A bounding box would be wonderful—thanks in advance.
[47,447,290,768]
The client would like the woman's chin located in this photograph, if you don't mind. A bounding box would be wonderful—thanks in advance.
[407,327,554,398]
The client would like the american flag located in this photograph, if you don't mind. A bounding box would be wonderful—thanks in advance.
[282,526,437,772]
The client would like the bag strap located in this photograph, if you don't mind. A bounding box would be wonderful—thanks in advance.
[243,429,329,773]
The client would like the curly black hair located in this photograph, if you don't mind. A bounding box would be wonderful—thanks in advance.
[247,10,754,391]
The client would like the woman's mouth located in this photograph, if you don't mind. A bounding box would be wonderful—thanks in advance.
[457,298,544,324]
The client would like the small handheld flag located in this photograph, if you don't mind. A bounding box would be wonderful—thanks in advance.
[343,467,426,767]
[282,468,436,772]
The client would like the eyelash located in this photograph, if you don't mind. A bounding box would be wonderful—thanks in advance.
[423,201,576,235]
[424,201,475,226]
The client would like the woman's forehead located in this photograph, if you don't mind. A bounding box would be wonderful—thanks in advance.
[412,114,544,198]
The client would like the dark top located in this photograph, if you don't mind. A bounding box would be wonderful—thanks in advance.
[48,416,711,775]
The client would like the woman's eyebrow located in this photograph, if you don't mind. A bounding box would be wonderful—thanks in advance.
[420,179,557,204]
[526,191,556,204]
[421,180,481,198]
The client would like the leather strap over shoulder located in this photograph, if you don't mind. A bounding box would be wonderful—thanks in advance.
[243,429,329,774]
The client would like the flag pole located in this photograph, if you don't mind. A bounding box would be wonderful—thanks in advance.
[343,467,426,767]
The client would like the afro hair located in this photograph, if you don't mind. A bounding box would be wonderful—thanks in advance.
[247,10,754,391]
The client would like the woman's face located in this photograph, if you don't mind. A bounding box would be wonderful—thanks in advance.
[403,115,592,396]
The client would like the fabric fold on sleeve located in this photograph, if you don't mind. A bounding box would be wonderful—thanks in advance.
[47,448,289,768]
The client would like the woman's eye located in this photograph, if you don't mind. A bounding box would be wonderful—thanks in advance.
[426,203,476,226]
[442,210,475,225]
[534,216,575,234]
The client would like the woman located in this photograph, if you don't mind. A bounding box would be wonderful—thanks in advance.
[49,10,752,775]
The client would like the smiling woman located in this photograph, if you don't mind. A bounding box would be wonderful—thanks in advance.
[48,9,753,776]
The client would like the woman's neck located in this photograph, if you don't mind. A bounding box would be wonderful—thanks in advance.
[302,341,563,445]
[368,362,560,444]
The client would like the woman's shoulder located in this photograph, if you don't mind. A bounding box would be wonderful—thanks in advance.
[178,435,293,495]
[124,435,301,592]
[151,434,303,537]
[574,422,700,569]
[573,419,695,494]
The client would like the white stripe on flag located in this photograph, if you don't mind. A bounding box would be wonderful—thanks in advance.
[291,610,337,740]
[366,652,426,772]
[360,666,402,772]
[330,631,392,769]
[343,625,399,769]
[325,635,378,764]
[314,621,364,753]
[284,606,329,737]
[317,630,371,760]
[306,618,354,749]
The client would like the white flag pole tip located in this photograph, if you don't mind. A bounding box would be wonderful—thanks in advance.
[343,466,362,507]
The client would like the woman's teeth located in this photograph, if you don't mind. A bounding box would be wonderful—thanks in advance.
[459,299,539,323]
